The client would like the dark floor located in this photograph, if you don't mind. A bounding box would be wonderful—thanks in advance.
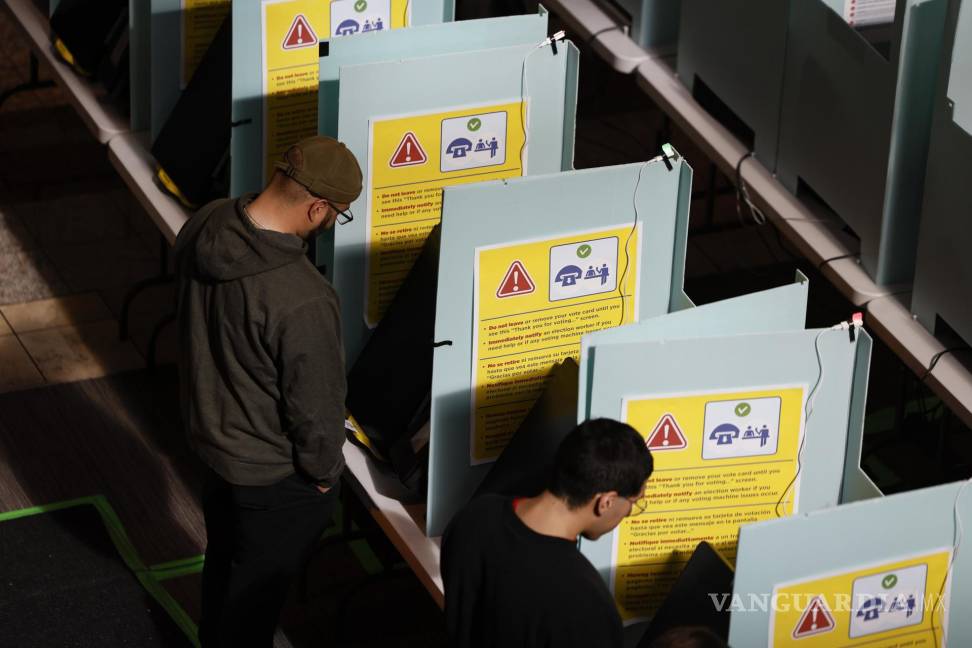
[1,0,970,646]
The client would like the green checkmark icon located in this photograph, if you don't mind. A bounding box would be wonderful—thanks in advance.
[882,574,898,589]
[577,244,592,259]
[467,118,482,132]
[735,403,751,417]
[354,0,367,12]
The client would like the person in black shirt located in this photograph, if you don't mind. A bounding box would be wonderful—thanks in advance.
[441,418,654,648]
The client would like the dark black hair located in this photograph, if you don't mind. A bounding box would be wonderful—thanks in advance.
[548,418,653,508]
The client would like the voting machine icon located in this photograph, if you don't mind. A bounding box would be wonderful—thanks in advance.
[702,396,781,460]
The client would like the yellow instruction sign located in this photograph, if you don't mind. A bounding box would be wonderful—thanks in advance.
[770,550,951,647]
[471,225,642,464]
[181,0,230,88]
[262,0,325,185]
[262,0,411,184]
[262,0,411,186]
[329,0,410,38]
[366,102,526,327]
[616,387,806,621]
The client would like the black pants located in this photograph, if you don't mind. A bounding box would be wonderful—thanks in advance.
[199,469,338,648]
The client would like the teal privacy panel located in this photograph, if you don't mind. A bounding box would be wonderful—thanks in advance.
[334,40,580,367]
[317,9,550,138]
[729,480,972,646]
[150,0,232,140]
[578,272,811,422]
[152,0,235,142]
[149,0,178,140]
[913,0,972,348]
[427,155,693,536]
[948,0,972,132]
[579,271,875,504]
[310,9,550,275]
[230,0,454,198]
[776,0,949,286]
[129,0,150,131]
[576,327,874,607]
[676,0,789,169]
[611,0,681,50]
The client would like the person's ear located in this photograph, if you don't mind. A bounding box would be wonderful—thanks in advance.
[308,199,328,225]
[595,492,618,517]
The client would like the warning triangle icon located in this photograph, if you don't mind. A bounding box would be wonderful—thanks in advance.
[792,596,835,639]
[282,14,318,50]
[496,261,535,298]
[645,414,687,451]
[389,132,427,168]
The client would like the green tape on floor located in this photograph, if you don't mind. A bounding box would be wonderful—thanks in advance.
[349,538,385,576]
[0,496,201,647]
[151,554,206,580]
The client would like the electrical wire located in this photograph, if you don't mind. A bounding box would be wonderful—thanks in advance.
[775,328,832,517]
[931,477,971,647]
[734,151,851,229]
[402,0,409,27]
[734,152,767,226]
[584,25,620,49]
[616,160,652,327]
[518,32,564,172]
[920,347,971,383]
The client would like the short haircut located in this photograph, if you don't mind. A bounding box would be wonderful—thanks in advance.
[272,170,314,204]
[549,418,653,508]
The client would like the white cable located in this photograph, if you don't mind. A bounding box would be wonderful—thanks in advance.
[614,161,651,327]
[930,476,971,647]
[777,321,859,517]
[518,32,565,170]
[805,328,831,421]
[951,477,971,563]
[775,330,826,516]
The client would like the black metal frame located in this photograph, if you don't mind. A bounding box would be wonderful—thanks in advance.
[118,234,176,369]
[0,52,56,110]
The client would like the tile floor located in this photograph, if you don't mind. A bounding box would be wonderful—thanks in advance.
[0,15,177,394]
[0,191,177,394]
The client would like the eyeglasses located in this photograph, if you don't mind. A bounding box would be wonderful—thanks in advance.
[626,495,649,517]
[333,205,354,226]
[312,194,354,226]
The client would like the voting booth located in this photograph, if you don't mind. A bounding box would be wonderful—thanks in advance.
[151,0,453,140]
[607,0,681,50]
[730,480,972,646]
[427,154,693,535]
[47,0,135,121]
[150,0,230,139]
[575,277,875,623]
[676,0,789,168]
[230,0,454,199]
[912,0,972,349]
[775,0,949,286]
[316,10,550,140]
[333,35,580,366]
[309,10,552,274]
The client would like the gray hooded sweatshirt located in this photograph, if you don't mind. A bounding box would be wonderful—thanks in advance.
[174,195,346,487]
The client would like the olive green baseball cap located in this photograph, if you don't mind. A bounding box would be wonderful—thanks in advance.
[274,135,363,204]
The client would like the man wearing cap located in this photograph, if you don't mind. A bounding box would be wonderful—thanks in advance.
[174,135,362,647]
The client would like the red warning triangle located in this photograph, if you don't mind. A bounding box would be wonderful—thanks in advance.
[792,596,835,639]
[389,132,427,168]
[645,414,687,451]
[496,260,535,298]
[282,14,318,50]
